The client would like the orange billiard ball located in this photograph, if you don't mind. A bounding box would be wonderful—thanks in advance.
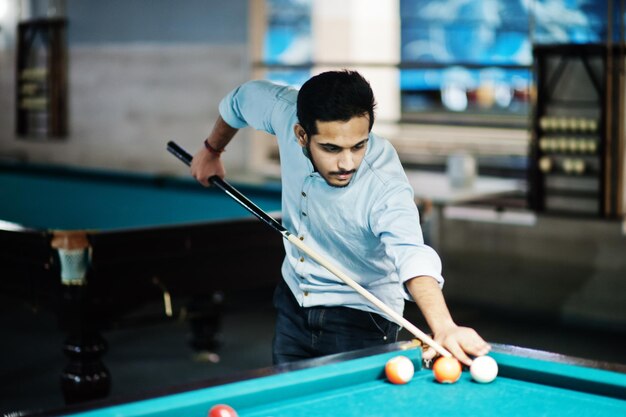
[433,356,462,383]
[208,404,239,417]
[385,355,415,384]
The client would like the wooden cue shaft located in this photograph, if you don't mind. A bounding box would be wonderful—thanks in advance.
[285,234,452,358]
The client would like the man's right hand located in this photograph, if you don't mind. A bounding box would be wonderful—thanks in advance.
[191,145,226,187]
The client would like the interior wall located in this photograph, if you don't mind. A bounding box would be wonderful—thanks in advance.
[0,0,252,174]
[440,212,626,331]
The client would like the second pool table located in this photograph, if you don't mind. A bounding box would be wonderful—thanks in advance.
[0,162,284,404]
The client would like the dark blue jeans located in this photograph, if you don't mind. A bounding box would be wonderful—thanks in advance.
[272,280,400,364]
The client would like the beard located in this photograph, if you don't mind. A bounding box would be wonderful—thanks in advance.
[305,142,355,188]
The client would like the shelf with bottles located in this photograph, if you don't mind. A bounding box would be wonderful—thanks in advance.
[15,17,67,138]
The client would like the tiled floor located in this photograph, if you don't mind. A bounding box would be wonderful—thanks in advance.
[1,288,625,415]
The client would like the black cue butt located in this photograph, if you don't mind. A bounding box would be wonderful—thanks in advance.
[167,141,193,166]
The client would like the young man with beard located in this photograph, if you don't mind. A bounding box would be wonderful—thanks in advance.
[191,70,490,366]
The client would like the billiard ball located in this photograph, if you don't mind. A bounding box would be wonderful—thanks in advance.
[470,355,499,383]
[208,404,239,417]
[433,357,462,383]
[385,355,415,384]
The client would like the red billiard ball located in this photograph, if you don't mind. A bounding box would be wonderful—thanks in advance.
[208,404,239,417]
[385,355,415,384]
[433,356,462,383]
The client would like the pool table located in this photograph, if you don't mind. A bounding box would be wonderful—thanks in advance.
[0,162,284,404]
[16,341,626,417]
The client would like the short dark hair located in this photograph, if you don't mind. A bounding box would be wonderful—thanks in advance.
[297,70,376,136]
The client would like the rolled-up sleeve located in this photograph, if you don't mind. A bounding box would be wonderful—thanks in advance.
[370,180,444,296]
[219,80,294,135]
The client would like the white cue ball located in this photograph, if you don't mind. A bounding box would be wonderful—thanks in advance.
[470,356,499,383]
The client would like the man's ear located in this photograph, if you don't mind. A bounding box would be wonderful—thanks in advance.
[294,124,308,147]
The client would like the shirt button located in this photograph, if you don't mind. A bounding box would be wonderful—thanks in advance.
[301,191,307,197]
[304,291,309,296]
[299,236,304,241]
[300,257,304,262]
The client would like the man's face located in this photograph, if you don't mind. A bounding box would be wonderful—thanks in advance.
[295,116,370,188]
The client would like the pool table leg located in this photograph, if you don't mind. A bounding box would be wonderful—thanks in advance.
[59,284,111,404]
[186,292,224,352]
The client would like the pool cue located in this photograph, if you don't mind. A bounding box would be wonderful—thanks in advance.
[167,141,452,358]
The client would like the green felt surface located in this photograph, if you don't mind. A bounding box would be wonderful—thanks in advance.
[62,347,626,417]
[0,167,281,231]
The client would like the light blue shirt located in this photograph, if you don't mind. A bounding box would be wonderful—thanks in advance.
[219,80,444,321]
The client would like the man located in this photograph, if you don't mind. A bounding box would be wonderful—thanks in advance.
[191,70,490,366]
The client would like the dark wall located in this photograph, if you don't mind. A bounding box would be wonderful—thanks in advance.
[65,0,248,44]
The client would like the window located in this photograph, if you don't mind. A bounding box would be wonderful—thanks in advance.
[400,0,616,127]
[259,0,620,128]
[262,0,311,87]
[400,0,531,127]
